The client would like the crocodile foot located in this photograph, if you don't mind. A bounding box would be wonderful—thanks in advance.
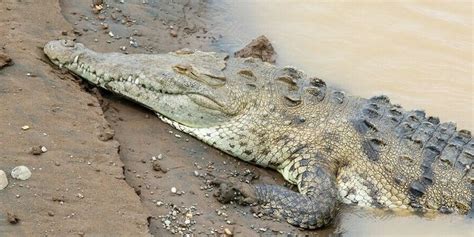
[211,178,258,205]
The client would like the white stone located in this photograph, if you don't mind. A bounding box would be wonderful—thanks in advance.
[11,166,32,180]
[0,170,8,190]
[171,187,177,193]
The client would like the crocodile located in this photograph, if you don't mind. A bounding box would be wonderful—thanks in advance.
[44,39,473,229]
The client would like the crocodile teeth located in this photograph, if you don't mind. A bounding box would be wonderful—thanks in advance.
[135,78,139,84]
[73,55,79,64]
[59,63,63,68]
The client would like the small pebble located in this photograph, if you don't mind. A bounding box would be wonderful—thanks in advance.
[224,228,232,236]
[170,30,177,37]
[11,166,32,180]
[0,170,8,190]
[41,146,48,153]
[171,187,177,194]
[21,125,30,130]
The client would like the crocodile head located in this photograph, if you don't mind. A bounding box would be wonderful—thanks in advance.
[44,40,253,128]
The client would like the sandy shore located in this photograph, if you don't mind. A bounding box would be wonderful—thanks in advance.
[0,1,320,236]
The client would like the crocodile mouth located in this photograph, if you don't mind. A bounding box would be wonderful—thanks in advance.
[57,56,225,112]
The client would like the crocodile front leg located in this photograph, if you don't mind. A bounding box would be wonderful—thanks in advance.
[219,154,339,229]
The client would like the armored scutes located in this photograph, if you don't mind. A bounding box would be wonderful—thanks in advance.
[44,40,473,229]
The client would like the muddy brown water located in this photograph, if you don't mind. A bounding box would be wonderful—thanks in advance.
[212,1,473,236]
[216,1,473,132]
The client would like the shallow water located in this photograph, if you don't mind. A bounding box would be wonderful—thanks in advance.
[212,1,473,236]
[216,0,473,131]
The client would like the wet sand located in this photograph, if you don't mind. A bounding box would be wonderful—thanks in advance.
[1,0,314,236]
[0,1,472,236]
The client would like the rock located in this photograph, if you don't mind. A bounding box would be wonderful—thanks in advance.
[0,170,8,190]
[98,126,114,141]
[171,187,177,194]
[7,212,19,224]
[213,183,235,204]
[152,162,167,173]
[224,228,233,236]
[92,0,104,6]
[234,35,276,63]
[0,52,13,69]
[170,30,178,37]
[11,166,32,180]
[29,145,43,155]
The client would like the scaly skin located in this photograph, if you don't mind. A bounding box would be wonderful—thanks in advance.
[44,40,473,229]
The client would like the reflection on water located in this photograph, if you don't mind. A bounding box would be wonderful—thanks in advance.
[213,1,473,236]
[216,0,473,131]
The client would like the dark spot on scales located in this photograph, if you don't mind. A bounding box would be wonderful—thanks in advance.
[276,75,298,88]
[352,119,378,134]
[408,146,441,199]
[331,91,345,104]
[421,169,434,185]
[428,116,440,124]
[243,150,253,155]
[421,146,440,169]
[293,115,306,124]
[409,181,426,197]
[299,159,310,166]
[393,175,406,185]
[362,138,385,161]
[363,108,380,119]
[284,94,302,107]
[439,206,454,214]
[238,69,256,79]
[246,83,257,89]
[370,95,390,104]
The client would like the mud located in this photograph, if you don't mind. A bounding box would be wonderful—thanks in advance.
[0,0,322,236]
